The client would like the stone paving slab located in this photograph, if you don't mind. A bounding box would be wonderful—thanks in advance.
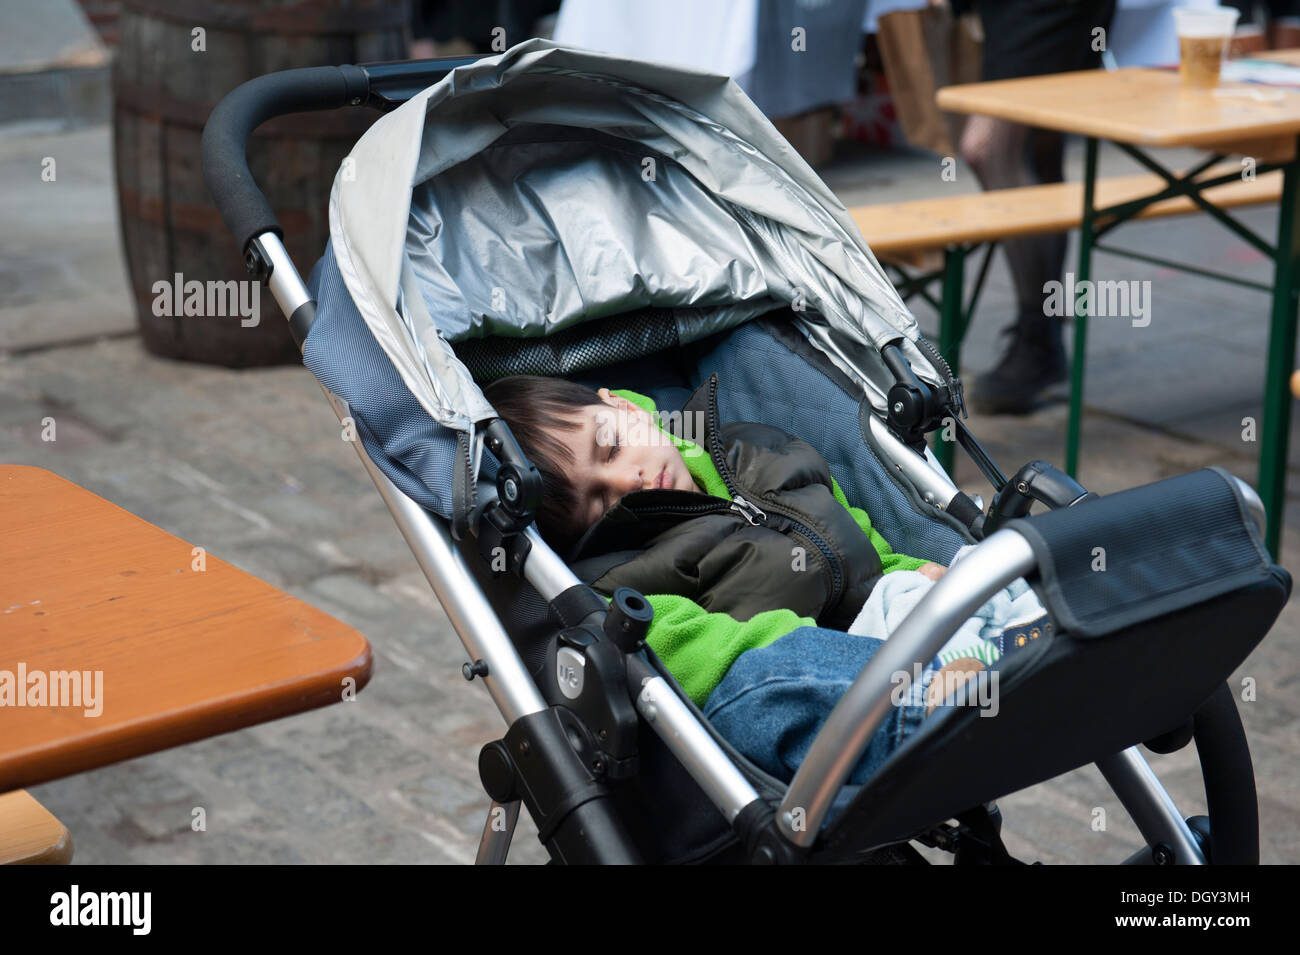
[0,126,135,351]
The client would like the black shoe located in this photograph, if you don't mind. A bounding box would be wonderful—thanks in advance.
[970,311,1067,415]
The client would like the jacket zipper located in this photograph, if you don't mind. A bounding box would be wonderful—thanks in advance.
[778,512,844,606]
[699,374,846,609]
[631,497,841,607]
[626,499,735,518]
[623,494,768,525]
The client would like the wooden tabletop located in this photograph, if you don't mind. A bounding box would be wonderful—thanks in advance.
[0,465,373,792]
[1257,49,1300,66]
[936,66,1300,148]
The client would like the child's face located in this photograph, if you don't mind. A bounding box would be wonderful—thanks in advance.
[550,388,700,533]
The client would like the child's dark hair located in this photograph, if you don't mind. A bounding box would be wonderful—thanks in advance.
[480,374,606,551]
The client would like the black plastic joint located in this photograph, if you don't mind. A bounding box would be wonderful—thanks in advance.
[337,64,370,106]
[603,587,653,653]
[244,243,272,281]
[476,504,532,577]
[496,708,634,855]
[734,800,810,865]
[548,583,610,629]
[1143,718,1195,754]
[483,418,542,524]
[478,739,517,803]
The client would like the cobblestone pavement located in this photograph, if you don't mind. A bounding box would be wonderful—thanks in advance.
[2,125,1297,864]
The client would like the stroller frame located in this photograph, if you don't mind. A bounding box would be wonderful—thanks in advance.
[201,55,1280,865]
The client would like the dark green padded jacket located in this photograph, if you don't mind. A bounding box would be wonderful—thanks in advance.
[568,373,928,705]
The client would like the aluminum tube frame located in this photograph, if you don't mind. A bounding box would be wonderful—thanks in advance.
[473,499,763,824]
[636,676,762,823]
[513,509,763,822]
[1097,747,1206,865]
[475,800,520,865]
[320,388,548,725]
[255,233,311,318]
[866,412,962,510]
[519,523,585,601]
[253,230,547,725]
[780,529,1038,845]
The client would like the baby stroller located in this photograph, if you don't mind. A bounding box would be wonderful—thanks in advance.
[202,40,1289,864]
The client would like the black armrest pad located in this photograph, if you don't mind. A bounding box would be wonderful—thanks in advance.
[1006,467,1275,638]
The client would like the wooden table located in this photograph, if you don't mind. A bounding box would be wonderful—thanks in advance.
[0,465,373,792]
[938,64,1300,556]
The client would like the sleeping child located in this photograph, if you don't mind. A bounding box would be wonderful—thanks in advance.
[480,371,1050,785]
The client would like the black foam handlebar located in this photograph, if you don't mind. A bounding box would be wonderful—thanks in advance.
[202,57,488,257]
[201,65,370,254]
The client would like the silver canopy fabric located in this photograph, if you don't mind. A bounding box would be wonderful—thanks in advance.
[328,37,942,442]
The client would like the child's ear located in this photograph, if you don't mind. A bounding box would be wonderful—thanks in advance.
[596,387,626,409]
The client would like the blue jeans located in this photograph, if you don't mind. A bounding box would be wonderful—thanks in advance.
[702,626,942,787]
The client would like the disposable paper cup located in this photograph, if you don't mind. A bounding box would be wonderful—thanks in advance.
[1173,6,1241,89]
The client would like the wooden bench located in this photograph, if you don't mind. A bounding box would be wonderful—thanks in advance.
[848,162,1284,470]
[0,790,73,864]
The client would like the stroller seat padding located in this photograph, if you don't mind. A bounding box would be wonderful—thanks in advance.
[1005,466,1273,638]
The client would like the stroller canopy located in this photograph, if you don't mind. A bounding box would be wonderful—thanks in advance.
[328,38,943,441]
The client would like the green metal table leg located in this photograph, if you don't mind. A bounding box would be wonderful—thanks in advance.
[1066,137,1099,478]
[1258,139,1300,558]
[934,244,966,474]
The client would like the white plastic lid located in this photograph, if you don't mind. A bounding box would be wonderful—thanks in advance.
[1173,5,1241,37]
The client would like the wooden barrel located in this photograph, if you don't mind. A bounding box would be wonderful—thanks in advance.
[113,0,409,366]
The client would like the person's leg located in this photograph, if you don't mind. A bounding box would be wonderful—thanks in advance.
[958,120,1069,304]
[958,120,1068,385]
[1010,128,1069,377]
[964,0,1115,414]
[701,626,942,787]
[958,115,1031,193]
[1023,126,1069,285]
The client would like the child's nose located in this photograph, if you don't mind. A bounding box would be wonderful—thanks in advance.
[620,467,645,493]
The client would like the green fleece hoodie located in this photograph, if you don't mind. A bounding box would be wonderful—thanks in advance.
[607,388,929,707]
